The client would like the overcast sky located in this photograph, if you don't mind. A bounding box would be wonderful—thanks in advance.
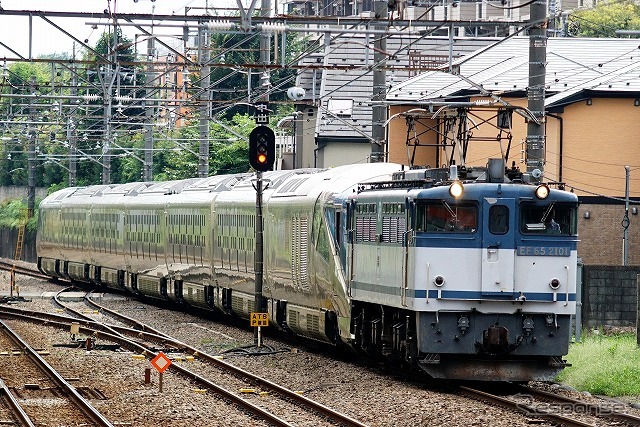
[0,0,242,58]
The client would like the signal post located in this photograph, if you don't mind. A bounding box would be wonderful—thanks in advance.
[249,124,275,347]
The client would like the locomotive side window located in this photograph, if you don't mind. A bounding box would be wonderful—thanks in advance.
[520,203,577,235]
[415,202,477,233]
[489,205,509,235]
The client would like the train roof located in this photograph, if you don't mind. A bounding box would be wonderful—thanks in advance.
[40,163,404,208]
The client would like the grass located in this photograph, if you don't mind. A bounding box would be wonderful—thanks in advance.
[556,331,640,397]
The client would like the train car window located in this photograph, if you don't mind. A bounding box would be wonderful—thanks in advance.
[489,205,509,235]
[520,203,577,235]
[415,202,477,233]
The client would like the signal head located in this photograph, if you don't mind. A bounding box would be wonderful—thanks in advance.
[249,126,275,172]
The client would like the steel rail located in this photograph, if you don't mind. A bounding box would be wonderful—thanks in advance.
[0,309,297,427]
[0,378,36,427]
[0,261,51,281]
[84,290,169,338]
[0,318,115,427]
[518,385,640,426]
[459,386,595,427]
[0,303,369,427]
[61,291,370,427]
[0,269,370,427]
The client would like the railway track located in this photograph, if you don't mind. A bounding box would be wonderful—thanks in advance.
[7,261,640,427]
[460,385,640,427]
[0,261,51,282]
[0,274,371,426]
[0,295,369,427]
[517,385,640,426]
[0,377,35,427]
[0,317,114,426]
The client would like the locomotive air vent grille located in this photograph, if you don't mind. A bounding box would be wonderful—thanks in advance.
[382,217,406,244]
[291,216,310,292]
[356,216,377,242]
[382,217,392,243]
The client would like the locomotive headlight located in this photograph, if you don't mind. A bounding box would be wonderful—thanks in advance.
[434,275,445,287]
[449,181,464,198]
[549,278,560,290]
[535,183,550,199]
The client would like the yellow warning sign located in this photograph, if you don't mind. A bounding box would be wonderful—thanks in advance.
[250,312,269,327]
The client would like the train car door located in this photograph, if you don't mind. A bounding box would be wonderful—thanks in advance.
[481,198,516,296]
[345,200,355,296]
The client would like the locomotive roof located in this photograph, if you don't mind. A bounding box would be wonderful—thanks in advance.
[409,181,580,203]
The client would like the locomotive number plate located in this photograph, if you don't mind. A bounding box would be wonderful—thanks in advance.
[516,246,570,257]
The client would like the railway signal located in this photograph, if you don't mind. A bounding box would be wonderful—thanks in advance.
[249,126,275,172]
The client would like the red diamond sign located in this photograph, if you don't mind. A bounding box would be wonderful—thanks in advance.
[150,352,172,374]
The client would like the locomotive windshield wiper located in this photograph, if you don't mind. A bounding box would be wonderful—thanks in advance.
[441,199,457,220]
[525,202,557,231]
[540,202,556,222]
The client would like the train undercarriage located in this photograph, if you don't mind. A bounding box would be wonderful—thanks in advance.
[349,300,570,381]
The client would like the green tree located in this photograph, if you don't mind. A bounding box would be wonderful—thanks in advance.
[569,0,640,37]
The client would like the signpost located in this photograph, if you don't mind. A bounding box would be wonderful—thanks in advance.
[249,123,275,349]
[250,312,269,347]
[150,352,172,392]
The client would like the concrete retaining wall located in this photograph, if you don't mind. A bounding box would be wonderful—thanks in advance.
[581,265,640,328]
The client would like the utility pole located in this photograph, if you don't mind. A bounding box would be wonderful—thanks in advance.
[67,118,77,186]
[371,1,387,163]
[143,36,155,182]
[525,0,548,179]
[69,43,78,187]
[27,76,36,220]
[101,68,114,185]
[198,25,210,178]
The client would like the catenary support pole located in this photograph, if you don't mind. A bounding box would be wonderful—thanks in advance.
[525,0,548,179]
[371,1,387,163]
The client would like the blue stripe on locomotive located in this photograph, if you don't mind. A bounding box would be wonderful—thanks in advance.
[349,281,576,301]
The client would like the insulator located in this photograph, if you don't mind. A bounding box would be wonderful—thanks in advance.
[82,95,101,102]
[206,20,234,31]
[114,96,132,104]
[259,23,287,34]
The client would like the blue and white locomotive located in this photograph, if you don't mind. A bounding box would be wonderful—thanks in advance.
[37,159,578,381]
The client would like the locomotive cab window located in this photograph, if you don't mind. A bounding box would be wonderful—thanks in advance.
[520,203,577,235]
[415,202,477,233]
